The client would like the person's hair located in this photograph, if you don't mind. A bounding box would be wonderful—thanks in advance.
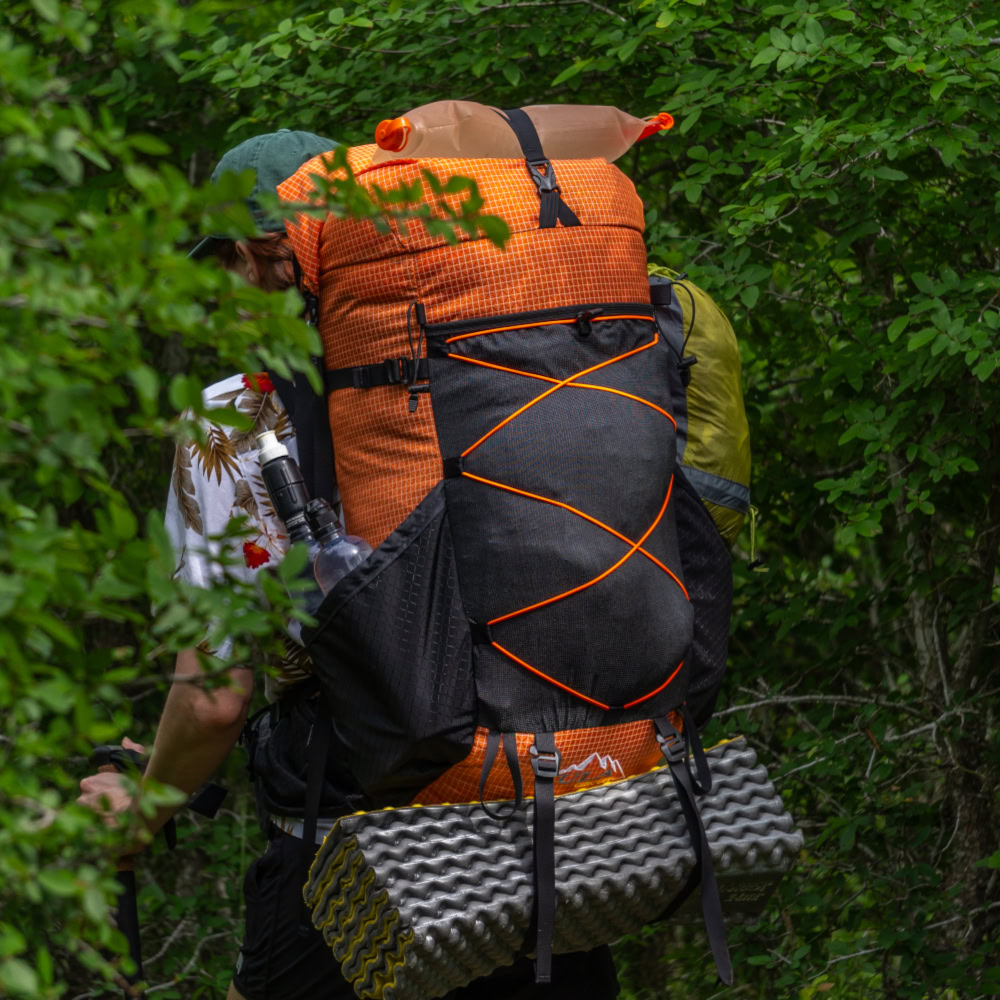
[216,231,296,292]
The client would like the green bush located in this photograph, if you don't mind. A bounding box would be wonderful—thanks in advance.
[1,1,997,997]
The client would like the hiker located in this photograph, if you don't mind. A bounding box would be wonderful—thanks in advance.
[78,129,622,1000]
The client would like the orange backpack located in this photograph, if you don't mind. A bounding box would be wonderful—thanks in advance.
[277,109,733,983]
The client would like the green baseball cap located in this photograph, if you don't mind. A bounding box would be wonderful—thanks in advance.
[189,128,338,258]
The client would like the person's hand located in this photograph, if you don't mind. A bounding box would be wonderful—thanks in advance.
[78,737,147,827]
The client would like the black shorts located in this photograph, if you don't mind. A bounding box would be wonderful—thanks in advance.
[232,830,620,1000]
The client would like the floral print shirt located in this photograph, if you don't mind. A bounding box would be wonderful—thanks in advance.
[164,372,328,698]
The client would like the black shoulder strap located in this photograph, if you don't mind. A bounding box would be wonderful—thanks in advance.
[269,258,336,505]
[499,108,581,230]
[298,691,332,933]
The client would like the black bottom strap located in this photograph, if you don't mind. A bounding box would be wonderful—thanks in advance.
[530,732,560,983]
[325,357,429,391]
[655,716,732,985]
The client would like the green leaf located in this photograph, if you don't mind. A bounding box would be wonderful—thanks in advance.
[875,166,908,181]
[551,59,591,86]
[776,50,797,71]
[887,316,909,342]
[769,27,790,50]
[907,328,937,351]
[685,182,702,203]
[678,107,702,134]
[938,137,963,166]
[618,37,641,62]
[828,8,855,19]
[804,18,824,44]
[0,958,38,997]
[31,0,59,21]
[740,285,760,309]
[911,272,935,294]
[929,80,948,102]
[503,63,521,85]
[751,46,780,68]
[972,356,997,381]
[38,869,78,898]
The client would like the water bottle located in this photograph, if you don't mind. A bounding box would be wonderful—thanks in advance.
[371,101,674,164]
[305,498,372,594]
[256,431,325,616]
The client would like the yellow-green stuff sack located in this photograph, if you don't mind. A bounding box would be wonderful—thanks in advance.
[649,267,751,547]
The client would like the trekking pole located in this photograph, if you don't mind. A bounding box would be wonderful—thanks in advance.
[93,746,148,999]
[90,746,227,998]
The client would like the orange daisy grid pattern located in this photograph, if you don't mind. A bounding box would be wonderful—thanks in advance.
[415,716,682,806]
[278,146,652,547]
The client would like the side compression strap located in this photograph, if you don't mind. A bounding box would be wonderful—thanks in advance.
[325,357,429,391]
[478,731,525,821]
[500,108,580,230]
[530,733,560,983]
[655,716,733,985]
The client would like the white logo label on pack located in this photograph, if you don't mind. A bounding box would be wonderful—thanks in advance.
[557,751,625,785]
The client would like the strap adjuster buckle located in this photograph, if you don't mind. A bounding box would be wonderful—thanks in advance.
[529,744,562,779]
[527,158,559,195]
[657,729,686,765]
[383,358,407,385]
[352,367,373,389]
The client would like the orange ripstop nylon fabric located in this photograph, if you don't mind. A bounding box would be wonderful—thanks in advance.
[416,719,677,805]
[277,146,651,548]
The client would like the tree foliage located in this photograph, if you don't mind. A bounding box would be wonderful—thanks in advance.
[1,0,997,997]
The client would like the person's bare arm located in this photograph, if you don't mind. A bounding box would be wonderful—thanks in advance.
[79,648,253,838]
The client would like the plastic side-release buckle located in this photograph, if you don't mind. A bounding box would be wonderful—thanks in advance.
[527,158,559,194]
[529,744,562,779]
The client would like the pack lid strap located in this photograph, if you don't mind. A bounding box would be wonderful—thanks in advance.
[499,108,581,230]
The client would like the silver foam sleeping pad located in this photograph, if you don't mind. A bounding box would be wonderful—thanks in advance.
[304,736,802,1000]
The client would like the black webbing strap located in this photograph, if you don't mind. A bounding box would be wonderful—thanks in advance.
[681,703,713,794]
[324,357,429,391]
[269,255,335,505]
[503,732,524,806]
[655,716,733,985]
[299,693,332,933]
[499,108,581,230]
[478,731,524,820]
[530,732,560,983]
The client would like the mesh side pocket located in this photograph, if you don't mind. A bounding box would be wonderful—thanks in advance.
[673,469,733,727]
[302,484,476,806]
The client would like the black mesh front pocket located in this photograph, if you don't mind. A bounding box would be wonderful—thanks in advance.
[426,306,694,733]
[302,484,476,806]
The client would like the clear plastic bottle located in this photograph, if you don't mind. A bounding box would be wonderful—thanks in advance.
[305,498,372,594]
[372,101,674,164]
[257,431,326,617]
